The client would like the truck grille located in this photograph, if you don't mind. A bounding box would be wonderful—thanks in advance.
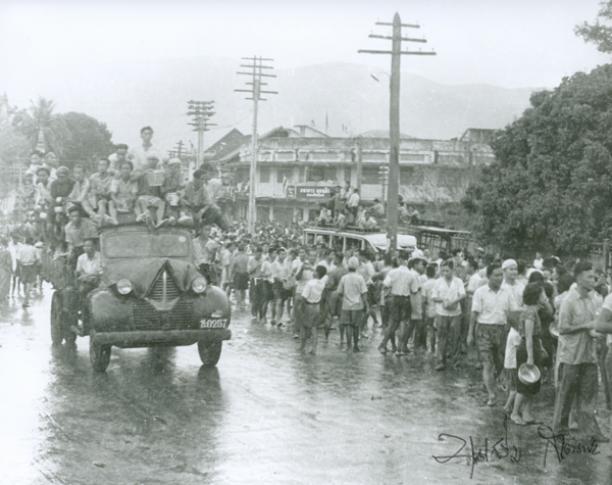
[132,299,195,331]
[148,269,180,302]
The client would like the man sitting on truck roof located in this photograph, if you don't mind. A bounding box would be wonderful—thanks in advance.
[134,154,166,228]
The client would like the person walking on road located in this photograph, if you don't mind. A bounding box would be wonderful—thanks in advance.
[468,263,515,406]
[337,256,368,352]
[432,260,466,370]
[553,262,608,443]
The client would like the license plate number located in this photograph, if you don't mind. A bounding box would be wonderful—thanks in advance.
[200,318,227,329]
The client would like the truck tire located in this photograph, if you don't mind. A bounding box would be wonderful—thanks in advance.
[89,337,111,372]
[197,341,222,367]
[50,292,63,345]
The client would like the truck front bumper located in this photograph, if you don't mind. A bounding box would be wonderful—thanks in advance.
[92,328,231,348]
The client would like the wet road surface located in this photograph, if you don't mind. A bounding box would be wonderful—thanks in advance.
[0,288,611,485]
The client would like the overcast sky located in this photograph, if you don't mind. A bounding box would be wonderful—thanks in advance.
[0,0,609,146]
[1,0,608,87]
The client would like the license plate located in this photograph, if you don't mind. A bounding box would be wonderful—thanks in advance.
[200,318,227,329]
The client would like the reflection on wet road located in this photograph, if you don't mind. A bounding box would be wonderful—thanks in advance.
[0,290,611,484]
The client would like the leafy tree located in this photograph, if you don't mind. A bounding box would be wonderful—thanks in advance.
[53,112,114,169]
[14,103,114,170]
[463,64,612,256]
[576,1,612,53]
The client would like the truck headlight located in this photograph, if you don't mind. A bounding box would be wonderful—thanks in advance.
[192,276,207,294]
[116,279,133,295]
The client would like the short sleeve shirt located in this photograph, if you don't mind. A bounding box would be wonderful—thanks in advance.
[558,287,603,365]
[432,276,466,317]
[338,271,367,311]
[471,285,513,325]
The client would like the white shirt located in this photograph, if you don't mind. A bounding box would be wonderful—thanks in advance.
[128,143,161,171]
[76,252,101,277]
[471,284,514,325]
[16,244,39,266]
[383,265,418,296]
[431,276,466,317]
[302,276,327,303]
[466,272,487,294]
[502,280,526,311]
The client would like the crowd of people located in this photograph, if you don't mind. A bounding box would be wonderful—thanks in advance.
[1,125,612,446]
[197,234,611,443]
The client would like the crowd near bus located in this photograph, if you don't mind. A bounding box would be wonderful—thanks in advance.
[1,124,612,445]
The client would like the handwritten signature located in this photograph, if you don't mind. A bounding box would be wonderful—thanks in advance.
[432,416,601,478]
[537,425,600,466]
[432,415,520,479]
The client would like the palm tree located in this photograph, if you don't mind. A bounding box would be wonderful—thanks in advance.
[29,97,55,129]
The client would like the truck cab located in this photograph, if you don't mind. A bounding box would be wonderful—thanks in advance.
[50,223,231,372]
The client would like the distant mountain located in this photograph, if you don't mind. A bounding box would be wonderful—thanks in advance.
[36,58,536,151]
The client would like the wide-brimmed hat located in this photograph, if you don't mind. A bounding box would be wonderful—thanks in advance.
[518,363,541,385]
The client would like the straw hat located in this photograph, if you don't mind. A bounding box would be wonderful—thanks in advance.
[518,363,541,385]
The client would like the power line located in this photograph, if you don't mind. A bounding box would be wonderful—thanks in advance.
[359,12,436,254]
[234,56,278,235]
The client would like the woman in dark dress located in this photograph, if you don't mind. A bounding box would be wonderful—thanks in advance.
[511,282,549,425]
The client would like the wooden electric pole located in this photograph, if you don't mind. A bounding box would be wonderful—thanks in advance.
[187,100,216,168]
[235,56,278,234]
[359,12,435,254]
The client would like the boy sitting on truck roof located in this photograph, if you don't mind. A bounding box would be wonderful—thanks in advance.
[134,154,166,228]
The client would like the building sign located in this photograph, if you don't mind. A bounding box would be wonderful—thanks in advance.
[294,186,333,199]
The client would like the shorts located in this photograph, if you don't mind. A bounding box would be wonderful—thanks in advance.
[302,302,321,328]
[476,324,506,373]
[367,283,380,306]
[341,309,364,327]
[281,287,294,300]
[138,195,163,208]
[233,272,249,291]
[19,263,37,284]
[271,280,283,300]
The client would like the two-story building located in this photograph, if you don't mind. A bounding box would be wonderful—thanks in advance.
[209,126,496,228]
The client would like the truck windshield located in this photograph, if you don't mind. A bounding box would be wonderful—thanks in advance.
[103,232,191,258]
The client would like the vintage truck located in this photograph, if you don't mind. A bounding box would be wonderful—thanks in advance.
[48,223,231,372]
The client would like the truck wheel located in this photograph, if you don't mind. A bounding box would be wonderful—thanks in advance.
[89,337,111,372]
[197,341,222,367]
[50,292,63,345]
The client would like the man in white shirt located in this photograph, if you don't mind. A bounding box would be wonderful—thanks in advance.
[432,259,466,370]
[128,126,160,171]
[378,252,418,355]
[300,265,328,354]
[75,238,101,334]
[468,263,515,406]
[501,258,525,311]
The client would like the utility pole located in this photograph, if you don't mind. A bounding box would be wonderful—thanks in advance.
[187,100,216,168]
[359,12,435,253]
[234,56,278,234]
[174,140,185,159]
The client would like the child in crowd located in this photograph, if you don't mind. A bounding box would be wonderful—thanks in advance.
[503,316,522,415]
[300,265,328,354]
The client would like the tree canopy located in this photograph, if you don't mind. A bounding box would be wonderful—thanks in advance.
[13,98,114,170]
[576,1,612,53]
[463,64,612,256]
